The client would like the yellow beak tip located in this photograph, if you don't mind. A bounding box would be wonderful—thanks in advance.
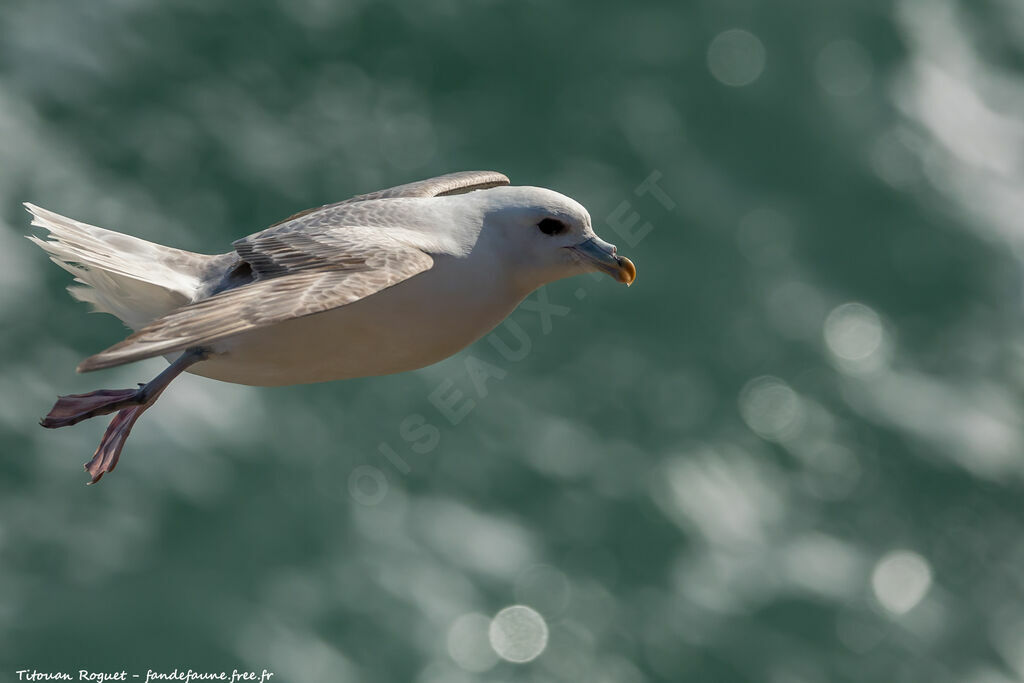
[618,256,637,286]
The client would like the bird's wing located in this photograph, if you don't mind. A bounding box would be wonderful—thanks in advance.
[233,222,392,278]
[77,171,507,370]
[347,170,510,201]
[78,226,434,372]
[268,170,509,227]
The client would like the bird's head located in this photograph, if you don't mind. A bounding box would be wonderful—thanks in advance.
[468,186,637,292]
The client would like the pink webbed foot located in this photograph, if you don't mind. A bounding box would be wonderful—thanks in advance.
[40,388,143,429]
[39,347,209,484]
[84,404,148,484]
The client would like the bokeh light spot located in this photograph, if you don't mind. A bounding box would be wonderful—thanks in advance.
[488,605,549,663]
[824,302,887,373]
[739,376,803,441]
[871,550,932,615]
[707,29,766,87]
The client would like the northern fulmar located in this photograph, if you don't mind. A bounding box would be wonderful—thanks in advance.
[28,171,636,483]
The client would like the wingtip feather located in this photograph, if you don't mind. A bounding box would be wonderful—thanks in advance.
[77,356,107,373]
[77,352,135,373]
[77,337,188,373]
[77,343,143,373]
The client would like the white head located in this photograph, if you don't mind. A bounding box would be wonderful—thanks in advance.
[449,186,636,293]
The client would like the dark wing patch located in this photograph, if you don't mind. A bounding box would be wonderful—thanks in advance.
[233,230,372,279]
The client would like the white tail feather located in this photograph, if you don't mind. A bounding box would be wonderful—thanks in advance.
[25,203,211,330]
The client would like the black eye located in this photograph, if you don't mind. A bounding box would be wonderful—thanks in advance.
[537,218,567,236]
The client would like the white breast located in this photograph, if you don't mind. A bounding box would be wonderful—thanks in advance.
[183,254,525,386]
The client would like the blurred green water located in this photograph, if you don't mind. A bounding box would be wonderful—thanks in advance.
[3,0,1024,681]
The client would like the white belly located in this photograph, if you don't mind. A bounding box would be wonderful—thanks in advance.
[183,258,525,386]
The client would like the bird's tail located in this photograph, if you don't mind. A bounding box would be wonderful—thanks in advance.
[25,203,211,331]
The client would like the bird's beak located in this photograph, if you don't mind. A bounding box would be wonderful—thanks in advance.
[569,237,637,286]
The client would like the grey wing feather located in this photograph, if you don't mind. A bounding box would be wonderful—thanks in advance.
[77,171,500,371]
[268,170,509,227]
[78,232,434,372]
[347,170,510,201]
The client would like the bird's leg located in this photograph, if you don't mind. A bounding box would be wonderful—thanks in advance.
[41,348,209,428]
[40,347,209,484]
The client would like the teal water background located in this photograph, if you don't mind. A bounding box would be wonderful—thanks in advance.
[3,1,1024,681]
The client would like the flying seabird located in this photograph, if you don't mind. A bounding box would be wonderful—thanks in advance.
[27,171,636,483]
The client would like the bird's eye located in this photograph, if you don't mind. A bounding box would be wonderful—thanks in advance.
[537,218,567,236]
